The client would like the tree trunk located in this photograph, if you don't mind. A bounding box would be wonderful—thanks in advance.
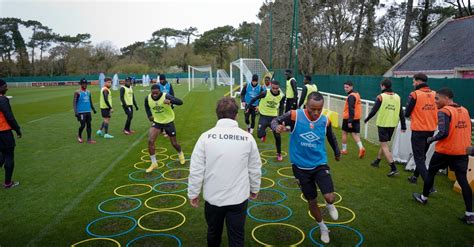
[420,0,430,41]
[349,1,365,75]
[456,0,464,17]
[400,0,413,58]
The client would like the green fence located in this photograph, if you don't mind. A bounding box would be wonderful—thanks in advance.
[271,69,474,116]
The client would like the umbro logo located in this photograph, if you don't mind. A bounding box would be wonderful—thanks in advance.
[299,132,320,143]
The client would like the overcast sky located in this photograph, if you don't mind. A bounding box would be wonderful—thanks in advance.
[0,0,265,49]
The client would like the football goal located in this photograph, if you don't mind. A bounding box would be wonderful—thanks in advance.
[229,58,270,98]
[188,65,214,92]
[216,69,233,86]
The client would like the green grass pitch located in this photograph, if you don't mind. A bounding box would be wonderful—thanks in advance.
[0,82,472,246]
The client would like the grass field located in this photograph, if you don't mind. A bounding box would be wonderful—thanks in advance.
[0,82,472,246]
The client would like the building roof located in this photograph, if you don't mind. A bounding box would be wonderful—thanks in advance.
[385,15,474,76]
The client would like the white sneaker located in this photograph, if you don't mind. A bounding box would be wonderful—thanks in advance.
[326,204,339,220]
[250,128,254,134]
[320,228,330,244]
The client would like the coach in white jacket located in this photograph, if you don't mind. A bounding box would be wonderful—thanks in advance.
[188,96,262,247]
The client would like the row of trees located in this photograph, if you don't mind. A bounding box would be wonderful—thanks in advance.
[1,0,472,77]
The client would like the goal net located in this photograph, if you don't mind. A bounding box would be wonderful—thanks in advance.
[188,65,214,92]
[216,69,233,86]
[229,58,270,98]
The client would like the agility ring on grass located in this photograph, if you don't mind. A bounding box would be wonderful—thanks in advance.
[86,215,137,238]
[141,154,169,162]
[144,194,187,210]
[277,178,300,190]
[153,181,188,194]
[247,204,293,223]
[128,170,162,182]
[251,223,305,246]
[249,188,287,205]
[72,238,121,246]
[309,224,364,246]
[114,184,153,197]
[277,167,294,178]
[166,160,190,169]
[141,147,168,154]
[307,205,356,224]
[261,157,268,165]
[97,197,142,215]
[260,150,288,158]
[258,143,276,150]
[162,168,190,181]
[300,191,343,206]
[261,177,275,189]
[126,234,182,247]
[137,210,186,232]
[261,167,268,176]
[169,153,192,162]
[133,161,164,170]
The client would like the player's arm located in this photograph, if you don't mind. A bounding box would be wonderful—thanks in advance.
[73,91,79,116]
[247,91,266,109]
[0,97,21,137]
[326,121,341,159]
[103,90,112,109]
[271,110,295,133]
[291,78,298,102]
[298,86,307,108]
[169,83,175,96]
[278,96,286,116]
[399,104,407,130]
[364,96,381,123]
[428,110,450,144]
[144,96,153,121]
[132,93,138,110]
[347,95,356,123]
[119,87,126,106]
[165,94,183,105]
[188,134,206,207]
[404,92,416,118]
[240,84,247,103]
[89,92,97,114]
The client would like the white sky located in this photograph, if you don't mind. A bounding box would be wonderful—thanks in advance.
[0,0,265,49]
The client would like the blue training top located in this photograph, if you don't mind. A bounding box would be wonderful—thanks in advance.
[159,82,171,94]
[289,109,328,169]
[245,83,262,106]
[77,90,92,113]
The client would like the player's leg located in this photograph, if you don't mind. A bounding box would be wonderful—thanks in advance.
[146,126,161,172]
[316,165,338,221]
[85,113,95,143]
[249,107,256,134]
[451,155,473,222]
[256,116,267,142]
[166,122,185,164]
[3,147,18,188]
[351,120,365,158]
[77,113,86,143]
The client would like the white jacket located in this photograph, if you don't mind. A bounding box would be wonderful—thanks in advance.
[188,118,262,207]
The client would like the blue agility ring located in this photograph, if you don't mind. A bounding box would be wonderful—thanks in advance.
[126,233,182,247]
[277,178,300,190]
[153,181,188,194]
[86,215,137,238]
[249,188,287,205]
[309,224,364,247]
[261,167,268,176]
[97,197,142,215]
[128,170,162,182]
[247,203,293,223]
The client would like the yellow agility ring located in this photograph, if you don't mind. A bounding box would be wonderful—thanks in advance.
[261,157,268,165]
[71,237,121,246]
[169,153,192,161]
[260,150,288,158]
[141,154,169,162]
[307,205,356,224]
[144,194,187,210]
[141,147,168,154]
[251,223,305,246]
[138,210,186,232]
[261,177,275,189]
[114,184,153,197]
[300,191,343,206]
[277,167,294,178]
[162,168,190,181]
[133,161,165,170]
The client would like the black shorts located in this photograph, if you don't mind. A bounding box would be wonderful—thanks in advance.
[342,119,360,133]
[258,115,274,131]
[292,164,334,201]
[152,122,177,137]
[77,112,92,122]
[122,105,133,115]
[378,127,395,142]
[0,130,15,149]
[101,109,111,118]
[428,152,468,173]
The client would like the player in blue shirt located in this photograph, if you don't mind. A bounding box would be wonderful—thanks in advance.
[241,74,264,133]
[73,78,97,143]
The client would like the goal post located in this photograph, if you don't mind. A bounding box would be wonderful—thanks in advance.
[229,58,270,98]
[188,65,214,92]
[216,69,233,86]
